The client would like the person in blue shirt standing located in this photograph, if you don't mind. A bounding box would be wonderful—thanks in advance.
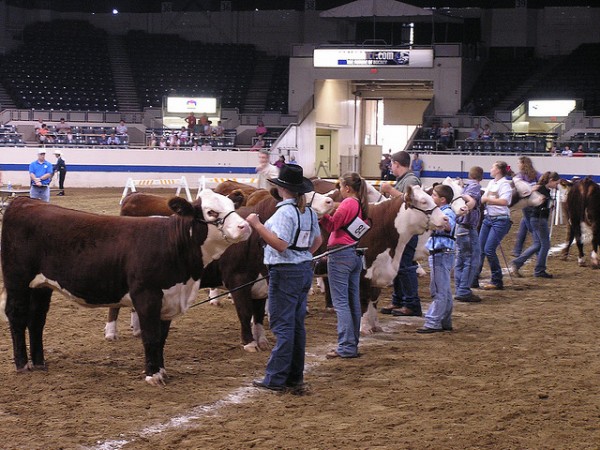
[454,166,483,303]
[417,184,457,333]
[246,164,322,394]
[411,153,424,179]
[29,149,54,202]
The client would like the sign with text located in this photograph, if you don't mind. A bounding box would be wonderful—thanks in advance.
[314,48,433,68]
[166,97,218,114]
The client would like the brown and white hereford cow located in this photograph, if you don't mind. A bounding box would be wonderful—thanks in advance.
[105,190,334,351]
[561,176,600,267]
[0,191,251,385]
[314,185,448,334]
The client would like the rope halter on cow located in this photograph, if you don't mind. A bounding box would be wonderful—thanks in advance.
[405,203,440,231]
[198,209,237,242]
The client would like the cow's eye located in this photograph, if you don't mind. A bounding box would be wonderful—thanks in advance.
[207,210,219,219]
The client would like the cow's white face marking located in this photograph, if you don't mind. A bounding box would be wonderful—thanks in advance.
[442,176,468,216]
[161,278,201,320]
[406,185,448,231]
[304,191,334,216]
[198,189,251,243]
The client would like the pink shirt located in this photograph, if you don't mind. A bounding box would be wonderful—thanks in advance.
[320,197,363,247]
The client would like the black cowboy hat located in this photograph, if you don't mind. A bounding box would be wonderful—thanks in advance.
[268,164,314,194]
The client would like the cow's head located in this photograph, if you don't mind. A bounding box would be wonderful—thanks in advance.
[442,177,469,216]
[169,190,252,243]
[403,185,449,232]
[510,177,545,209]
[305,191,335,217]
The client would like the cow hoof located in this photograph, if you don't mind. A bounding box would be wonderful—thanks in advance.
[360,329,374,336]
[209,298,222,307]
[257,338,270,351]
[32,364,48,371]
[104,322,118,341]
[243,341,260,352]
[145,371,166,386]
[16,362,32,373]
[131,328,142,338]
[578,258,587,267]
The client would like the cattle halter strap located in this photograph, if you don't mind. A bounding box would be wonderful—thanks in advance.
[407,204,440,230]
[200,209,237,241]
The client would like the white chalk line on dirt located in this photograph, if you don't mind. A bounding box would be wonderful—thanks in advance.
[89,315,413,450]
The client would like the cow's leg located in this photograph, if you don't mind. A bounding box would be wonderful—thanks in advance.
[360,301,383,335]
[4,287,31,372]
[231,287,259,352]
[132,292,166,385]
[251,298,269,350]
[157,319,171,378]
[130,309,141,336]
[105,307,120,341]
[591,224,600,268]
[561,223,576,260]
[28,288,52,370]
[323,278,333,309]
[576,228,586,266]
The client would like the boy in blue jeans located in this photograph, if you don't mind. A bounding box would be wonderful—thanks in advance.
[417,184,457,333]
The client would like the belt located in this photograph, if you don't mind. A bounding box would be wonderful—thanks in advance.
[486,215,509,219]
[267,263,295,269]
[31,185,49,188]
[429,248,454,255]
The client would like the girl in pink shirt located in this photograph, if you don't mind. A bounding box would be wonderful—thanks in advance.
[320,172,370,359]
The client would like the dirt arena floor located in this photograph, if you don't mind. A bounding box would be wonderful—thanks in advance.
[0,188,599,449]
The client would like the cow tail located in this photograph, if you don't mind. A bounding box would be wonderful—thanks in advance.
[0,289,7,322]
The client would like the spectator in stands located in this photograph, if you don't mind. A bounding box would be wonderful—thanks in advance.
[116,120,128,136]
[201,140,213,151]
[252,135,265,150]
[107,133,121,146]
[34,118,45,137]
[55,118,71,134]
[428,124,439,140]
[199,115,211,135]
[190,138,200,151]
[159,136,167,149]
[573,144,585,157]
[98,133,108,145]
[185,112,197,134]
[256,120,268,137]
[467,124,482,140]
[275,155,286,169]
[37,124,54,144]
[53,150,67,196]
[547,143,558,156]
[379,153,392,180]
[29,149,53,202]
[411,153,424,178]
[213,120,225,137]
[439,122,454,148]
[288,155,298,165]
[481,124,492,140]
[148,132,157,148]
[179,127,189,146]
[256,149,279,189]
[561,145,573,157]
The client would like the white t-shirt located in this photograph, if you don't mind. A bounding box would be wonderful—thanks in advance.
[484,176,512,216]
[256,164,280,189]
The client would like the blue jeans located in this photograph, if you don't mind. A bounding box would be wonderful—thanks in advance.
[391,234,421,314]
[30,185,50,202]
[476,216,512,287]
[327,247,362,357]
[454,225,480,297]
[512,216,550,275]
[262,261,312,388]
[513,207,533,256]
[425,252,455,330]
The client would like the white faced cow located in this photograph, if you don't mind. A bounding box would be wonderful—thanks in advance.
[0,191,251,385]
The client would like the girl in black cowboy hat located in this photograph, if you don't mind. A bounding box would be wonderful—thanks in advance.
[246,164,323,394]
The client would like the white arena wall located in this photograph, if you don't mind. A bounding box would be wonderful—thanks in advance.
[3,147,600,190]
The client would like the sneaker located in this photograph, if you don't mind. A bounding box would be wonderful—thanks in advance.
[509,263,522,278]
[535,271,553,279]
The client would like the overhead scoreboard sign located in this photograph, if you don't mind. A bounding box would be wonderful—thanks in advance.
[166,97,218,114]
[313,48,434,68]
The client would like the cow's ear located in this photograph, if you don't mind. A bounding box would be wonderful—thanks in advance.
[168,197,195,216]
[404,185,413,209]
[228,189,245,209]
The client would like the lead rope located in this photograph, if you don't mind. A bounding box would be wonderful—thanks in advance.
[188,242,365,309]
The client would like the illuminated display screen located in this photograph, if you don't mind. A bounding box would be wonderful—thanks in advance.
[528,99,576,117]
[314,49,433,68]
[166,97,218,114]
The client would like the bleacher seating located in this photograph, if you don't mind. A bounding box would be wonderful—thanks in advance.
[37,125,129,148]
[145,128,237,149]
[524,44,600,116]
[461,57,544,116]
[125,31,255,110]
[0,124,25,147]
[0,20,118,111]
[265,56,290,114]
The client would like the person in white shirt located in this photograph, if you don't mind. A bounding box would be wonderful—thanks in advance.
[116,120,128,136]
[256,149,279,189]
[561,145,573,157]
[473,161,513,291]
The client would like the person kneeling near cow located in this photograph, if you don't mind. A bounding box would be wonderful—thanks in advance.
[246,164,322,394]
[319,172,370,359]
[417,184,457,333]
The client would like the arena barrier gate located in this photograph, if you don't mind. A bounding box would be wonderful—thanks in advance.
[120,176,192,204]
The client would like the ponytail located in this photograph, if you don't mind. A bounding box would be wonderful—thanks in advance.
[340,172,369,219]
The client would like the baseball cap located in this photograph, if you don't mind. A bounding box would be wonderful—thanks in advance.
[37,149,46,154]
